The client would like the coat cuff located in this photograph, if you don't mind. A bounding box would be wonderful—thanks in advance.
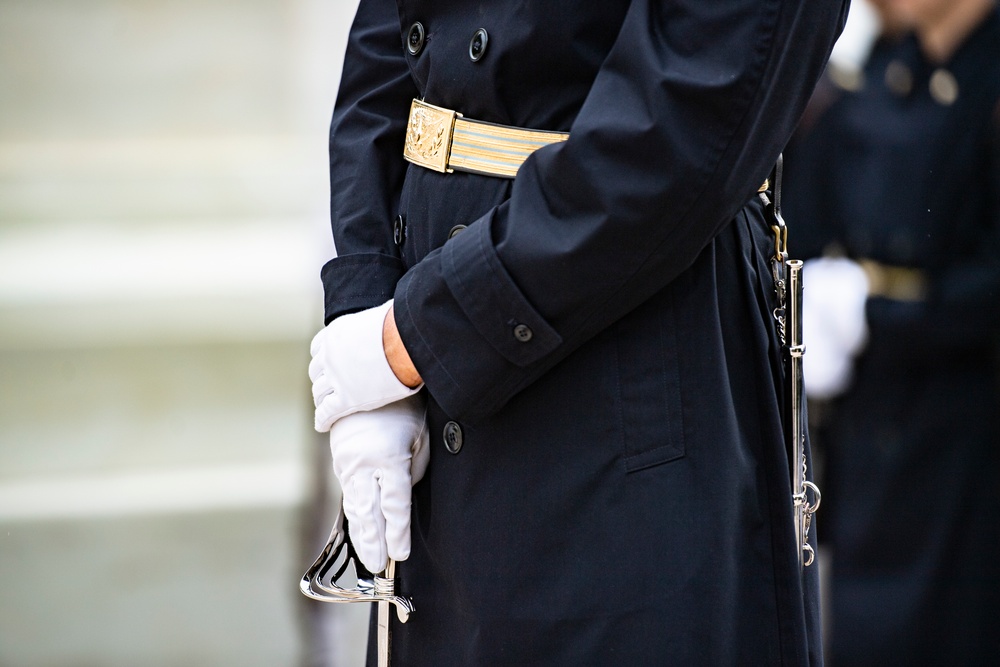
[441,209,562,367]
[393,210,562,421]
[321,253,405,324]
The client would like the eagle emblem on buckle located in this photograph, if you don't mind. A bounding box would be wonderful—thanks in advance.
[403,99,457,173]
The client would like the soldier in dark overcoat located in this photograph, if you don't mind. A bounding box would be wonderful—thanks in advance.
[308,0,848,664]
[784,1,1000,664]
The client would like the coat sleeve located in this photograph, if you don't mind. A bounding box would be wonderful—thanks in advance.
[392,0,849,422]
[320,0,418,323]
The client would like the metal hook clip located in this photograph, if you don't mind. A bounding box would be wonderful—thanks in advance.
[772,221,788,260]
[759,189,789,266]
[802,542,816,567]
[794,480,822,567]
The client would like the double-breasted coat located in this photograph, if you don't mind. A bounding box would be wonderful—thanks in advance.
[319,1,847,663]
[785,10,1000,665]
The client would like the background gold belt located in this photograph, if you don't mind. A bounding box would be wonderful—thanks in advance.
[403,99,569,179]
[859,259,927,301]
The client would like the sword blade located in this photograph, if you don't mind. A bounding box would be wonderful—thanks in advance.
[377,599,390,667]
[376,558,396,667]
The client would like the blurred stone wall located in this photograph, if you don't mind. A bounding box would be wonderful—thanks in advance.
[0,0,366,664]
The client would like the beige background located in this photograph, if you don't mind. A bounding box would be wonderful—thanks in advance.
[0,0,367,664]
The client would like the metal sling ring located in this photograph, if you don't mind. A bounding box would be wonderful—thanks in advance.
[803,480,822,514]
[299,503,415,623]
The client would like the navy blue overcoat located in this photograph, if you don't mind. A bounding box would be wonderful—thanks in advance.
[319,1,847,663]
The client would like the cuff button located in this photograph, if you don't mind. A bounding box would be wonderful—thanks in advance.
[513,323,533,342]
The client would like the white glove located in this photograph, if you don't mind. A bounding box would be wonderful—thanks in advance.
[802,257,870,399]
[309,299,421,432]
[331,393,430,574]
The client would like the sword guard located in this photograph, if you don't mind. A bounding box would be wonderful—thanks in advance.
[299,505,415,623]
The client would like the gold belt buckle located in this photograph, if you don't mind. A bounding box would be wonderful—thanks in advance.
[403,99,459,173]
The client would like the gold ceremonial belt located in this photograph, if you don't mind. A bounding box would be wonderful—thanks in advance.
[403,98,772,192]
[859,259,927,301]
[403,99,570,178]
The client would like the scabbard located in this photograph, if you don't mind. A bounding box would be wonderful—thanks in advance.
[763,157,820,569]
[786,260,808,567]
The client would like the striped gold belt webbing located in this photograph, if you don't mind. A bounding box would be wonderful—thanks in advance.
[403,98,771,194]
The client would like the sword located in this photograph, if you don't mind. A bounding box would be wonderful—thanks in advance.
[300,503,413,665]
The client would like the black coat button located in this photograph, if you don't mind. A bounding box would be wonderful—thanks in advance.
[443,421,463,454]
[513,323,533,342]
[448,224,467,239]
[469,29,488,62]
[393,214,406,246]
[407,22,425,56]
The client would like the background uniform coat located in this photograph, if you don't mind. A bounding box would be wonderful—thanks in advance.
[785,11,1000,665]
[320,0,847,663]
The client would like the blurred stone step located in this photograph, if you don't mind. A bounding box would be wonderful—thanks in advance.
[0,508,304,667]
[0,221,329,349]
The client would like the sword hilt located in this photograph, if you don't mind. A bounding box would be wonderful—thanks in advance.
[299,504,414,623]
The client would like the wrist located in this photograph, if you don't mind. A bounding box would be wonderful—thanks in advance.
[383,304,423,388]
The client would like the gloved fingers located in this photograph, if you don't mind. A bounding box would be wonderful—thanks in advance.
[340,477,360,555]
[307,300,423,432]
[371,396,430,483]
[314,394,349,433]
[802,294,857,399]
[379,469,413,563]
[311,373,333,409]
[317,391,422,432]
[409,415,431,484]
[344,473,388,574]
[326,397,429,568]
[308,353,325,385]
[309,327,327,359]
[804,344,854,399]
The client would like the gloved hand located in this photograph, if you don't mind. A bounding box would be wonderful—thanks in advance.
[330,393,430,574]
[309,299,421,432]
[802,257,870,400]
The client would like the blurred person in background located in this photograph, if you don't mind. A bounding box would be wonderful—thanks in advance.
[305,0,848,664]
[784,0,1000,664]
